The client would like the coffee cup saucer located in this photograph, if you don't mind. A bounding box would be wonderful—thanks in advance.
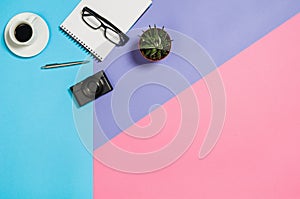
[4,12,49,58]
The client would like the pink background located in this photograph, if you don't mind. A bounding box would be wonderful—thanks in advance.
[94,13,300,199]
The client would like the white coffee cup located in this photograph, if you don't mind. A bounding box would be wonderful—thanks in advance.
[9,15,37,46]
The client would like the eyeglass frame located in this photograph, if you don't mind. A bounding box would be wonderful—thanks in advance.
[81,6,129,46]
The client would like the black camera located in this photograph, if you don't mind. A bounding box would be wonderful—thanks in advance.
[70,70,113,107]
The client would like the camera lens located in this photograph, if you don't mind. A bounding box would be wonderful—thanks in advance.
[82,77,103,98]
[70,70,113,107]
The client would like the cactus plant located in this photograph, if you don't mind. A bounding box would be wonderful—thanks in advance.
[139,25,172,61]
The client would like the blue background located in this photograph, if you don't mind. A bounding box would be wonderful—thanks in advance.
[0,0,92,198]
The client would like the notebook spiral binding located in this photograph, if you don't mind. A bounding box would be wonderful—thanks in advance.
[60,25,103,62]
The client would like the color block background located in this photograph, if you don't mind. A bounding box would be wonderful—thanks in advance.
[94,13,300,199]
[94,0,300,144]
[1,0,300,198]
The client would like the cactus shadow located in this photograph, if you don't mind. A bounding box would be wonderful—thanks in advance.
[130,49,151,65]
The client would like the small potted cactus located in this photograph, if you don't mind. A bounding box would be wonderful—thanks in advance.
[139,25,172,61]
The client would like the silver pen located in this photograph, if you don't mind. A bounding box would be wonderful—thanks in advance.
[41,60,90,69]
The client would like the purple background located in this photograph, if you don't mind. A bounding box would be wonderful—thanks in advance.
[94,0,300,148]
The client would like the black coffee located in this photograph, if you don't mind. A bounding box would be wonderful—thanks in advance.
[14,23,33,42]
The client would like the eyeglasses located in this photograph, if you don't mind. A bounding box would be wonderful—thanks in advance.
[81,7,129,46]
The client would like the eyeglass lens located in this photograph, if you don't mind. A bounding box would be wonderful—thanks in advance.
[83,14,102,29]
[82,8,127,46]
[105,28,121,45]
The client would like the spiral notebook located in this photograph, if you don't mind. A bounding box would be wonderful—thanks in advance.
[60,0,152,61]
